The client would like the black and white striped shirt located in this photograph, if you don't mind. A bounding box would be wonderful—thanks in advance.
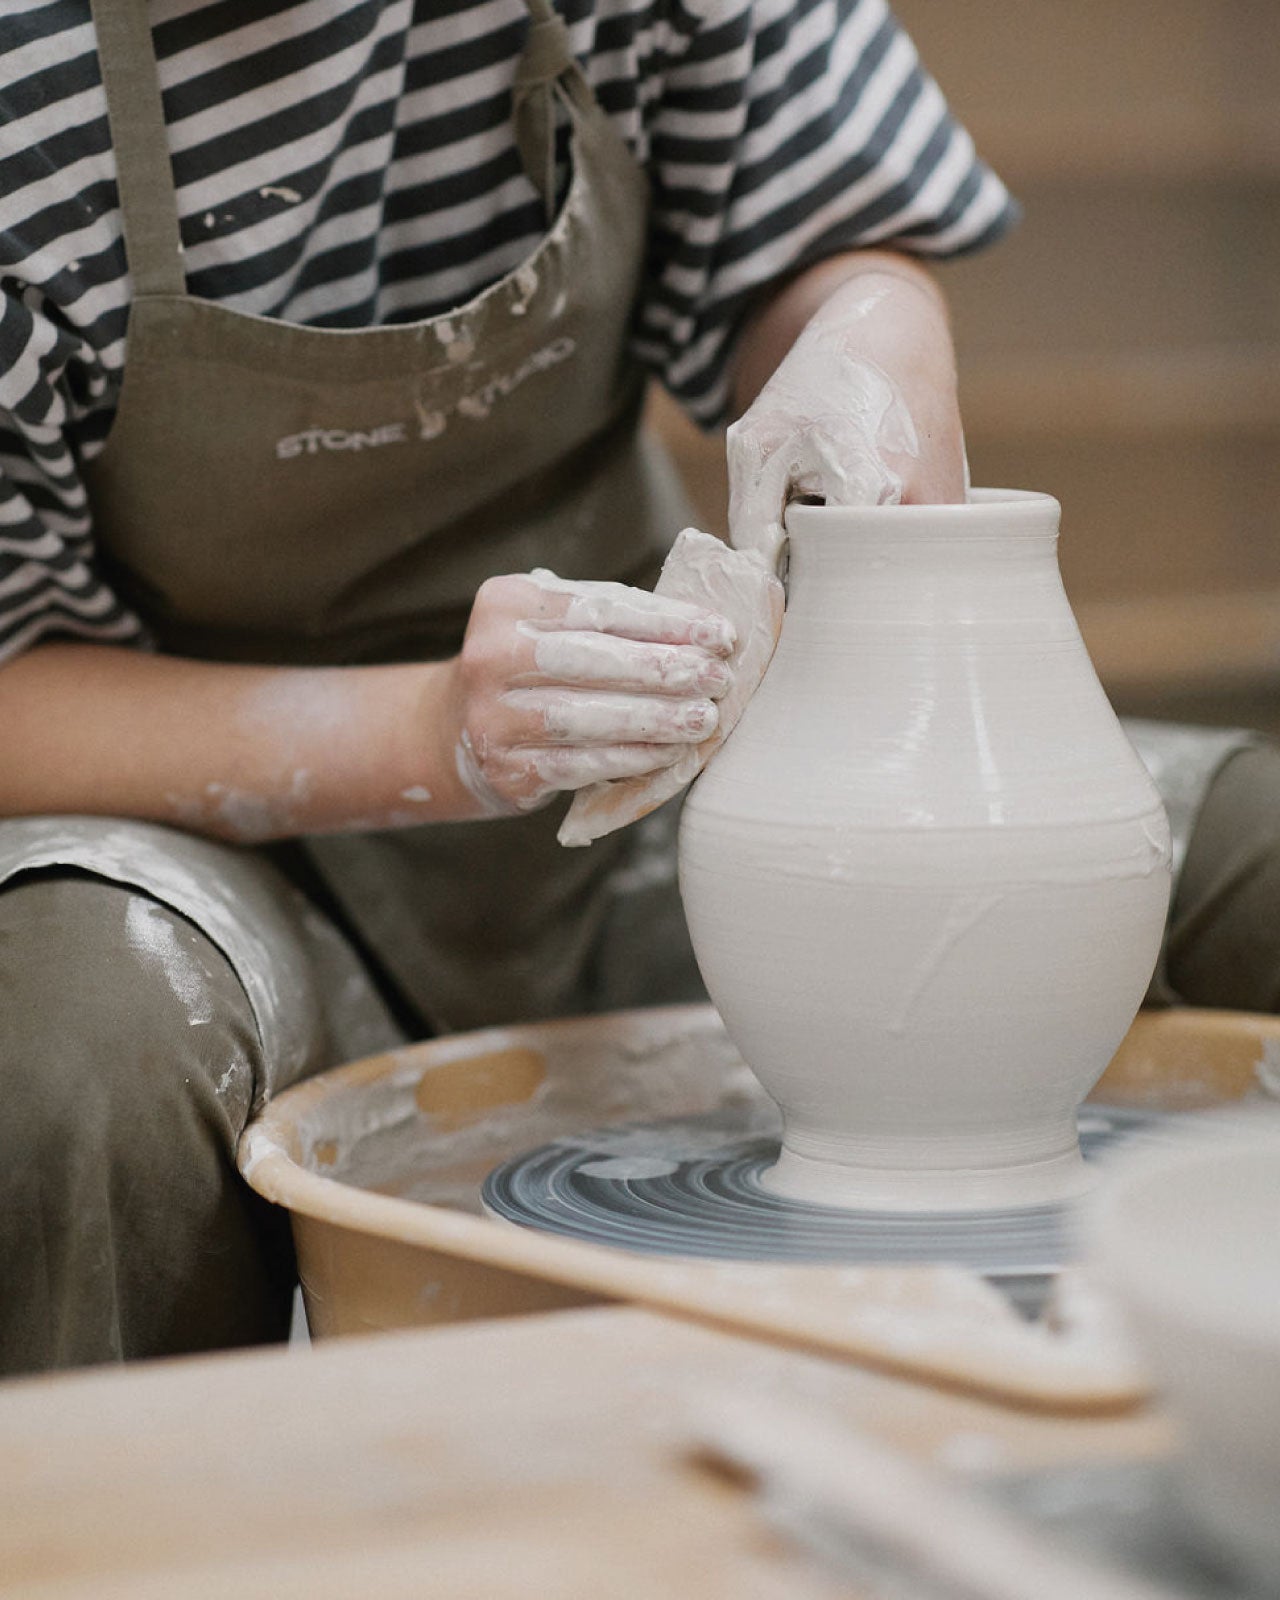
[0,0,1014,662]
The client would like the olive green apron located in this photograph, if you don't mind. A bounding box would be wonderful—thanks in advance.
[0,0,693,1080]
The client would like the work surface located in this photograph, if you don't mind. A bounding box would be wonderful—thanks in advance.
[3,1307,1171,1600]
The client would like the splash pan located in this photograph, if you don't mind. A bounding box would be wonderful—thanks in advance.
[240,1003,1280,1412]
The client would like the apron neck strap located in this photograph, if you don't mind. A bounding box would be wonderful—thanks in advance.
[90,0,594,291]
[89,0,186,299]
[513,0,593,223]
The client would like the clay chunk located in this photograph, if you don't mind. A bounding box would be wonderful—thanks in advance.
[558,527,784,848]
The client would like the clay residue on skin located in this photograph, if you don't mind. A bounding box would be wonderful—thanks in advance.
[237,676,350,741]
[731,353,916,507]
[525,689,715,744]
[203,782,286,842]
[558,529,784,846]
[527,744,685,809]
[524,566,735,652]
[524,626,731,697]
[455,723,690,819]
[454,728,516,816]
[726,287,921,560]
[168,679,442,839]
[454,567,736,815]
[167,768,316,844]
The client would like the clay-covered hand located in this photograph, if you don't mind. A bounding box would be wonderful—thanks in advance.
[727,272,966,565]
[443,570,736,815]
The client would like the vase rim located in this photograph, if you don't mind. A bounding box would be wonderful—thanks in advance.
[784,487,1060,539]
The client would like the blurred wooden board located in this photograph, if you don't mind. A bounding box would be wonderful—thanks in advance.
[0,1306,1173,1599]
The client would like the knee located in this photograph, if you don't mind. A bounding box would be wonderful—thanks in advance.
[1167,741,1280,1012]
[0,873,262,1177]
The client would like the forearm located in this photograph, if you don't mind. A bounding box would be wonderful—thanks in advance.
[0,642,478,841]
[730,249,952,418]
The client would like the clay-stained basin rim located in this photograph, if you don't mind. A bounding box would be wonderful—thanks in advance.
[239,1004,761,1301]
[236,1002,1280,1412]
[239,1001,1280,1282]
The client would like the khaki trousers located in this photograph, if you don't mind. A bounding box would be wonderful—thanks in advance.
[0,807,702,1374]
[0,873,298,1371]
[1166,743,1280,1011]
[2,742,1278,1375]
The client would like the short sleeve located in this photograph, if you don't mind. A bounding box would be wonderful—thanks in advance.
[634,0,1018,423]
[0,285,145,664]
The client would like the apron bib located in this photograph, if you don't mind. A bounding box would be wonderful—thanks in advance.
[12,1,1246,1039]
[0,0,693,1046]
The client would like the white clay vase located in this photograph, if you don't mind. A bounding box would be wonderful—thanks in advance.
[678,491,1172,1211]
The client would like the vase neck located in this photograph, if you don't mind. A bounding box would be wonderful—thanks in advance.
[784,513,1065,632]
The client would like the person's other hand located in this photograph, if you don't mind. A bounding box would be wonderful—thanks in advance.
[727,270,967,566]
[443,570,736,815]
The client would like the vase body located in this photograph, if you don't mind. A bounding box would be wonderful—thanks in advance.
[677,491,1171,1211]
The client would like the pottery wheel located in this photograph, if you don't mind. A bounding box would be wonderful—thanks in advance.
[482,1105,1162,1294]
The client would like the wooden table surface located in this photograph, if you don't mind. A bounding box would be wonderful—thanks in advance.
[1,1307,1173,1599]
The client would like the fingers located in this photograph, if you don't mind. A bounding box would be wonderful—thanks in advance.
[726,342,922,556]
[516,571,736,652]
[727,408,901,559]
[726,410,794,565]
[503,689,718,746]
[515,627,732,697]
[452,566,737,817]
[516,742,688,800]
[454,732,689,817]
[463,686,715,818]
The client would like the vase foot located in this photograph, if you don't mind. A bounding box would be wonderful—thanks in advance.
[759,1142,1097,1213]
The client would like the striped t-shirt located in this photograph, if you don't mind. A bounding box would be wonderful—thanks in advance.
[0,0,1015,662]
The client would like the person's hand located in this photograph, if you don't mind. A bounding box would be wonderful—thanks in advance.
[727,271,967,566]
[442,570,736,815]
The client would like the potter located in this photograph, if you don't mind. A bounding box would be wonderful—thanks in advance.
[678,491,1172,1211]
[0,0,1017,1371]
